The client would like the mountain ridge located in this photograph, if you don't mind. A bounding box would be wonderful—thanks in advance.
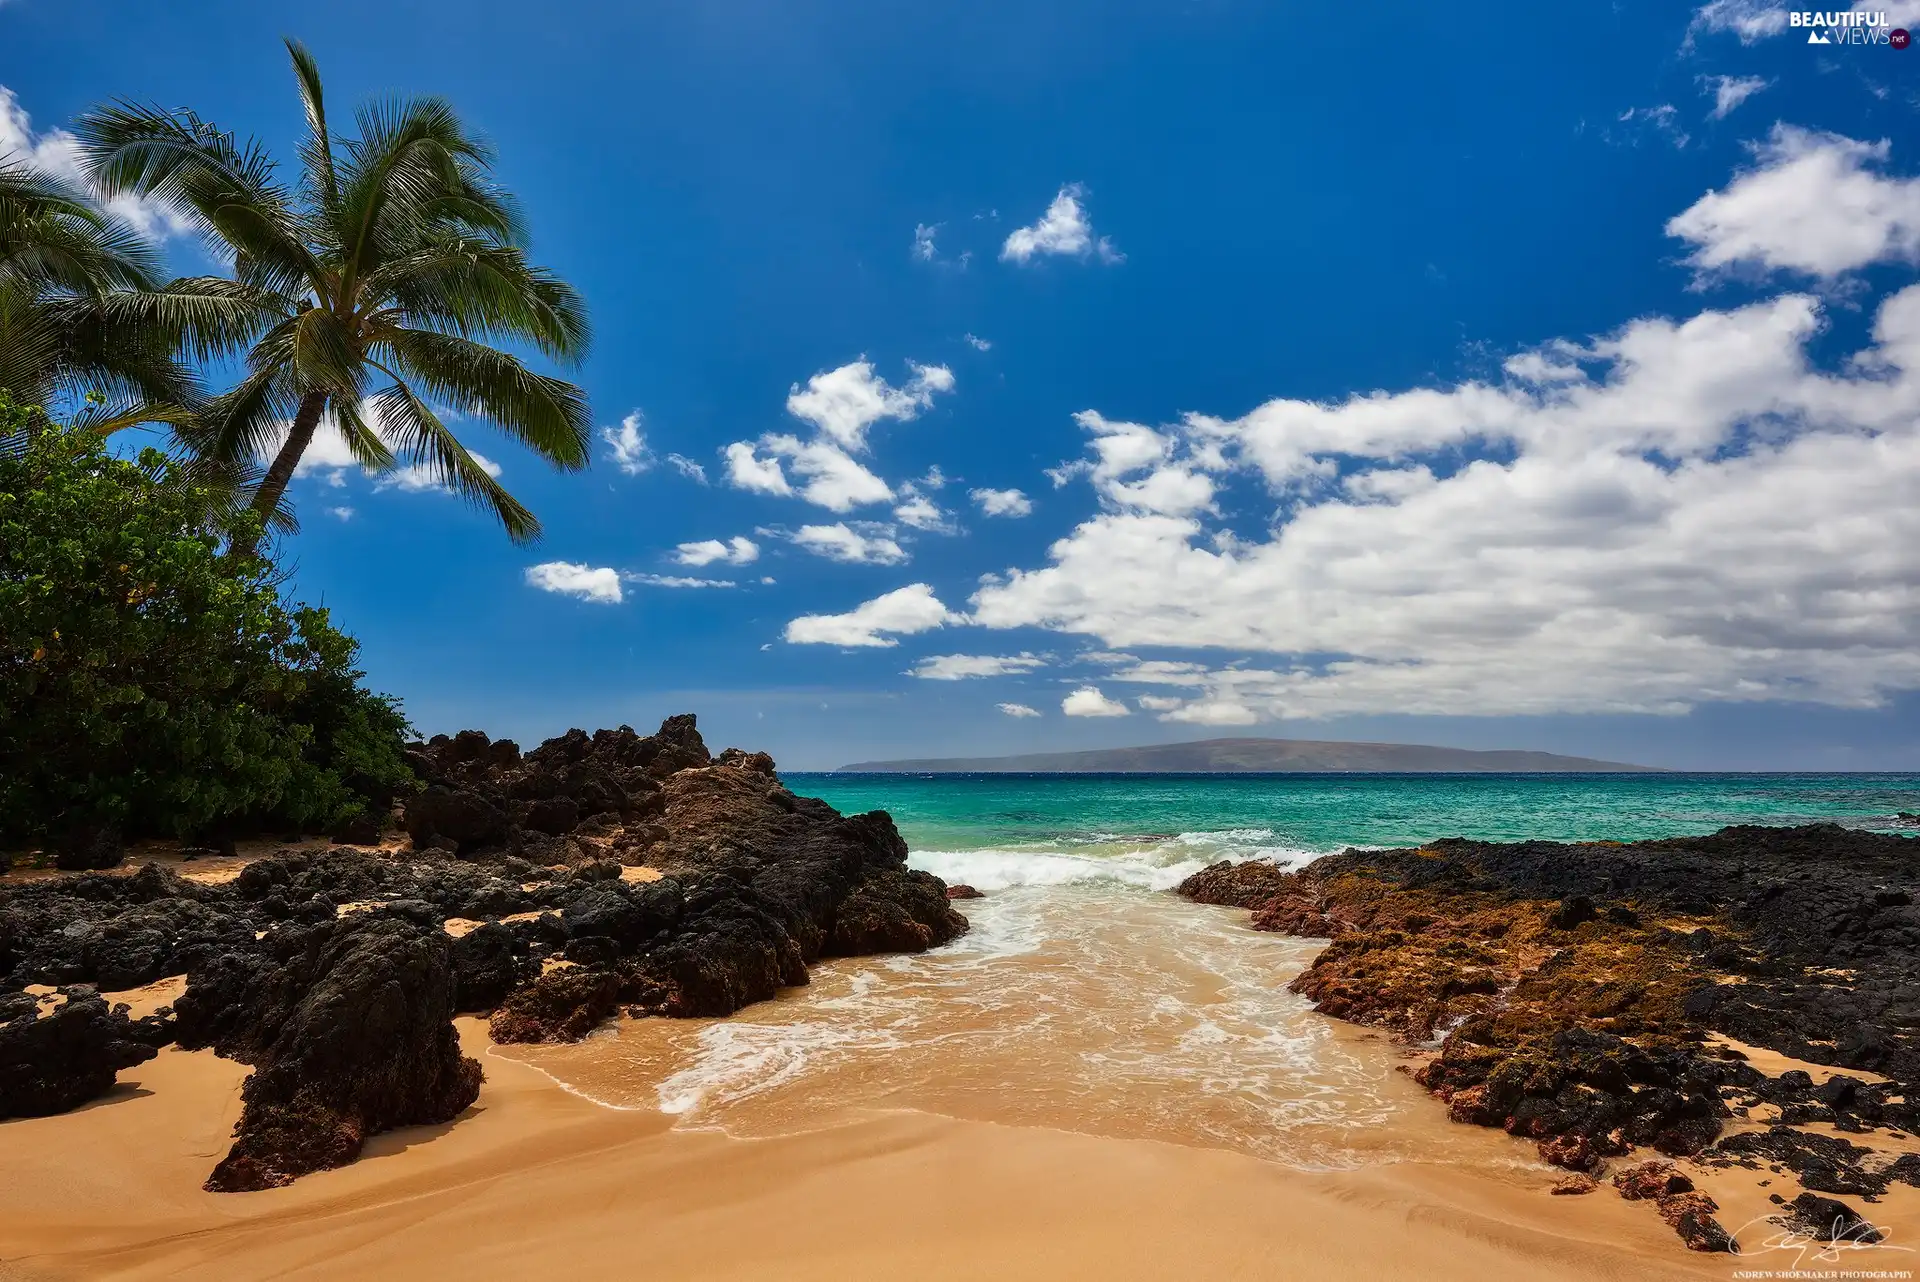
[834,736,1659,774]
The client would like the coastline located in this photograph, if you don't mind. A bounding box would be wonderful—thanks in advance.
[6,755,1917,1278]
[0,1018,1731,1282]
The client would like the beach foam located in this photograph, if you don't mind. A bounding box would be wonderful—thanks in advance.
[903,827,1323,893]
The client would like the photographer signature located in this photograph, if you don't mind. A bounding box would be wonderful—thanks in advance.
[1726,1211,1916,1272]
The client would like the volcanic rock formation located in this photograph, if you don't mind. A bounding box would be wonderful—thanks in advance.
[0,715,968,1187]
[1180,825,1920,1253]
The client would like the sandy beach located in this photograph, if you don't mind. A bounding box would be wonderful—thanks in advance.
[0,1015,1754,1282]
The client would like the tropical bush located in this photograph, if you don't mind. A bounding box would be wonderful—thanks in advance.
[0,393,413,861]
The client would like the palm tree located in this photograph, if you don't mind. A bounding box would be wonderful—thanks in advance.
[73,39,591,550]
[0,161,199,433]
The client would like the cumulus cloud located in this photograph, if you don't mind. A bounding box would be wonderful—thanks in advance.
[894,483,956,533]
[907,653,1046,680]
[667,453,709,484]
[784,583,960,647]
[722,361,957,514]
[1161,698,1259,726]
[970,487,1034,518]
[326,506,355,521]
[1001,184,1122,265]
[965,272,1920,721]
[1061,686,1131,717]
[0,86,193,240]
[790,522,908,565]
[525,561,623,604]
[1668,126,1920,282]
[673,536,759,567]
[786,360,957,453]
[1045,411,1216,517]
[723,441,793,497]
[1701,74,1770,120]
[998,702,1042,718]
[600,411,651,475]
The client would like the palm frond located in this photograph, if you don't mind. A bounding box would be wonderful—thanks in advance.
[369,377,541,542]
[377,326,588,467]
[362,234,588,363]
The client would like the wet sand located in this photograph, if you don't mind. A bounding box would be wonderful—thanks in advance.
[4,878,1914,1279]
[0,1020,1739,1282]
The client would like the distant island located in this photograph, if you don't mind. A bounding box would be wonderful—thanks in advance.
[836,736,1660,774]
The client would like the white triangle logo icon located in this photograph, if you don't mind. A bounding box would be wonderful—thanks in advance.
[1808,28,1831,42]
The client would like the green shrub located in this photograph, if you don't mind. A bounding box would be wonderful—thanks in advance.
[0,393,414,849]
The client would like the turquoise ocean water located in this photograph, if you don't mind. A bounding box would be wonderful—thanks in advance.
[788,771,1920,890]
[508,773,1920,1166]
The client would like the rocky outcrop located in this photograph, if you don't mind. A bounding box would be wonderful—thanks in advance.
[0,714,968,1189]
[1180,825,1920,1253]
[0,987,167,1118]
[173,910,483,1191]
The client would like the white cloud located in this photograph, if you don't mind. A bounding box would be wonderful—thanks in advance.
[764,435,895,511]
[1002,184,1122,265]
[374,451,502,494]
[1048,411,1216,517]
[525,561,623,604]
[600,411,651,475]
[1668,126,1920,281]
[627,573,734,589]
[673,536,759,567]
[963,276,1920,721]
[724,441,793,497]
[964,333,992,351]
[1685,0,1790,44]
[970,487,1034,518]
[326,506,355,521]
[1612,105,1689,150]
[784,583,960,647]
[667,453,710,484]
[722,360,957,514]
[1687,0,1920,45]
[0,86,193,241]
[1701,74,1770,120]
[907,653,1046,680]
[785,360,957,453]
[1161,698,1259,726]
[911,223,970,269]
[269,398,504,500]
[791,522,909,565]
[997,702,1042,718]
[1061,686,1131,717]
[894,485,955,532]
[1136,694,1183,712]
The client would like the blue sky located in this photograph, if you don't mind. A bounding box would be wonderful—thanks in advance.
[6,0,1920,769]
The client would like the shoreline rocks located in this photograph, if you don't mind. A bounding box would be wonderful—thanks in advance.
[1179,824,1920,1253]
[0,715,967,1188]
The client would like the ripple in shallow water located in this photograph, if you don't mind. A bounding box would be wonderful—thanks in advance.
[497,861,1474,1172]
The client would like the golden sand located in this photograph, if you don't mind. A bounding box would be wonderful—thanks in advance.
[0,1018,1748,1282]
[2,878,1912,1279]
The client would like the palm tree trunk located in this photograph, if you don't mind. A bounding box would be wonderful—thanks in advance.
[241,389,327,553]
